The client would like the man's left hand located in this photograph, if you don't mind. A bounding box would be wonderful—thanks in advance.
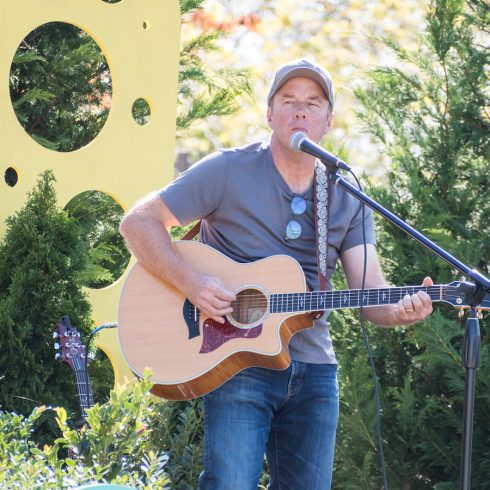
[397,276,434,325]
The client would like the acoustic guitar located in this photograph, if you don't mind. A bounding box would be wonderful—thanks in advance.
[118,241,489,401]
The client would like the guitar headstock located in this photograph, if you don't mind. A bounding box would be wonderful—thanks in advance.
[53,316,87,372]
[442,280,490,311]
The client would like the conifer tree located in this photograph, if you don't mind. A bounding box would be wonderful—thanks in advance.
[0,172,92,416]
[177,0,253,137]
[333,0,489,487]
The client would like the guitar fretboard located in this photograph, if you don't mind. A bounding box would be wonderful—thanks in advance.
[73,362,94,420]
[269,285,454,314]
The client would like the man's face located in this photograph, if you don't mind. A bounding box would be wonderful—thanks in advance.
[267,77,333,150]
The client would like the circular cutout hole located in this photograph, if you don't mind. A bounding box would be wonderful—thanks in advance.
[142,20,151,30]
[132,98,151,125]
[5,167,19,187]
[65,191,130,289]
[9,21,112,152]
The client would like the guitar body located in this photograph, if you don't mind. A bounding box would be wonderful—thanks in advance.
[118,241,313,400]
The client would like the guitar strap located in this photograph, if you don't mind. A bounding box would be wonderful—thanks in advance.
[180,161,331,301]
[313,160,331,291]
[309,160,331,321]
[180,220,201,241]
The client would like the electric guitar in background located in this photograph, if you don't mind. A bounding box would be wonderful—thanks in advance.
[118,241,490,401]
[54,316,94,424]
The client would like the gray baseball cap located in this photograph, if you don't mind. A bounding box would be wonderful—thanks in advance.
[267,59,334,110]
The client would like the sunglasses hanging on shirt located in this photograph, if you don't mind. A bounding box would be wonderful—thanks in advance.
[285,195,307,240]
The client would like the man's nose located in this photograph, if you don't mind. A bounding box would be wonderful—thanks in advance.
[294,107,307,119]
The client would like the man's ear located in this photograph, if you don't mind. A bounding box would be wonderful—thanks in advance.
[267,105,273,126]
[325,111,334,133]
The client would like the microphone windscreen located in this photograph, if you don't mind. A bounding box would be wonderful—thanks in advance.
[289,131,307,151]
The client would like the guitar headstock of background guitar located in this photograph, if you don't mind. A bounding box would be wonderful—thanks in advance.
[54,315,94,422]
[53,315,87,372]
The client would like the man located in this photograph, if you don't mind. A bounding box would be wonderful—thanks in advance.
[119,59,433,489]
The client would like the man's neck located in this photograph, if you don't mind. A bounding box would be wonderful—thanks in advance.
[270,137,316,194]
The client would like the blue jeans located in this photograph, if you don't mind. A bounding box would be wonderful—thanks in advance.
[199,361,339,490]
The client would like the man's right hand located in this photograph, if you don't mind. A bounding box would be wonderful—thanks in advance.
[184,271,237,324]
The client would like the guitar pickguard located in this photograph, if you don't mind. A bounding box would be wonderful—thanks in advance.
[200,318,262,354]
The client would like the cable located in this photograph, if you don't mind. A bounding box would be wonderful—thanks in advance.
[83,322,117,416]
[348,169,389,490]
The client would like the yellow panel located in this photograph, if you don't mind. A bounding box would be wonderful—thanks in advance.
[94,327,135,391]
[0,0,181,389]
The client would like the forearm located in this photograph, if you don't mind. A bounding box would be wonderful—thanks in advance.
[119,200,197,296]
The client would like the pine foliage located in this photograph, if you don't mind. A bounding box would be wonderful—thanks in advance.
[333,0,489,487]
[9,22,111,152]
[65,191,129,289]
[177,0,253,135]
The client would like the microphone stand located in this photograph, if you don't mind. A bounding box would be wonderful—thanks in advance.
[327,168,489,490]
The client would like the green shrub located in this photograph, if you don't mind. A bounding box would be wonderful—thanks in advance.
[0,372,171,489]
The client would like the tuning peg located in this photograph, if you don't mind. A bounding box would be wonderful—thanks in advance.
[460,276,466,283]
[55,353,61,360]
[54,342,60,350]
[53,331,59,338]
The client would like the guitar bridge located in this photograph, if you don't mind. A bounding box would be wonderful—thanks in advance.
[183,299,200,339]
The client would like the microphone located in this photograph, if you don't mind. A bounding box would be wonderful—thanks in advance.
[289,132,351,172]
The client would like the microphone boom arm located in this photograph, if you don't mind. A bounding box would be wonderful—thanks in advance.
[330,171,490,296]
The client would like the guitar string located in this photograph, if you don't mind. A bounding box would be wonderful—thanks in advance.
[228,286,459,300]
[234,287,457,294]
[227,298,470,309]
[72,351,93,413]
[226,298,468,309]
[224,287,468,310]
[73,357,90,409]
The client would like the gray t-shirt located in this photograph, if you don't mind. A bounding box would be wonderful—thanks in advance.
[160,141,376,364]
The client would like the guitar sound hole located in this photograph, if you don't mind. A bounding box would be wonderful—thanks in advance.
[229,287,268,329]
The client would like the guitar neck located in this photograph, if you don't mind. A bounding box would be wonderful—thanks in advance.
[73,366,94,421]
[270,285,451,314]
